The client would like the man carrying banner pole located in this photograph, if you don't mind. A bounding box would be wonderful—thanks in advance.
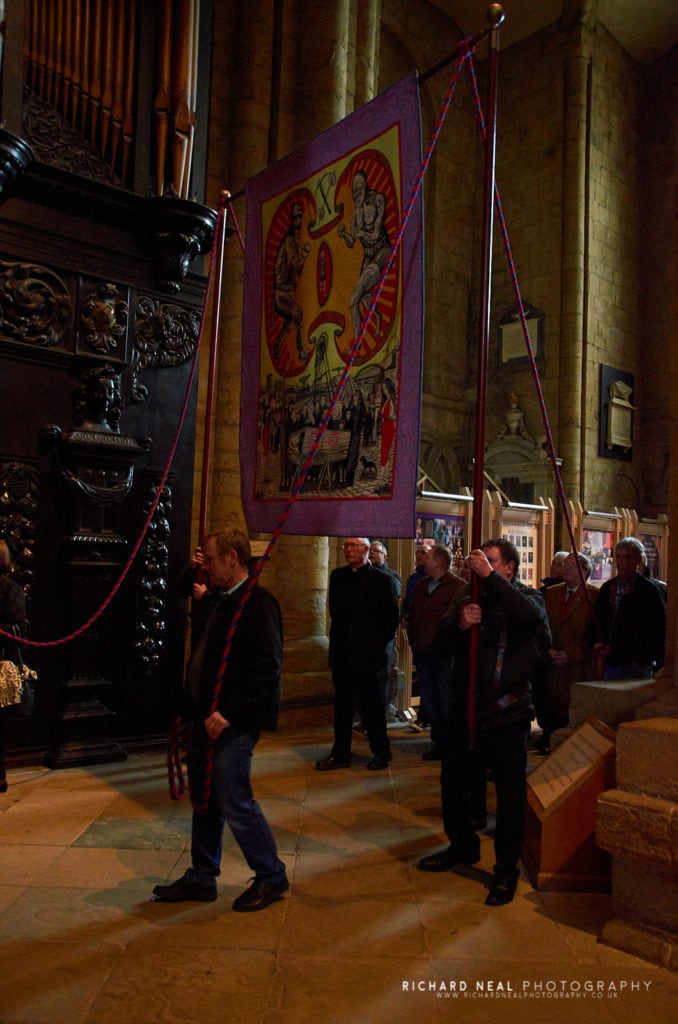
[416,5,549,907]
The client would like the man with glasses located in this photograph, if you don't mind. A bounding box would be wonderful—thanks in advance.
[316,537,400,771]
[368,540,403,596]
[153,529,288,912]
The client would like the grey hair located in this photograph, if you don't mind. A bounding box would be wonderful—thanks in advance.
[615,536,645,560]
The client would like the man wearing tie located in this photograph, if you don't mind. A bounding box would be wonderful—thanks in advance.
[540,552,598,754]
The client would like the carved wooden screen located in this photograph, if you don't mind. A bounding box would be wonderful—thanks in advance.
[22,0,199,196]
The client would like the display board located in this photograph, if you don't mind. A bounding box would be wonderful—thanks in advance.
[567,502,624,587]
[415,490,473,573]
[566,502,668,586]
[522,717,616,891]
[624,510,669,581]
[489,492,555,587]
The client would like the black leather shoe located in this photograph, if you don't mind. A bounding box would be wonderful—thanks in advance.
[315,754,351,771]
[232,877,289,912]
[417,841,481,871]
[366,753,391,770]
[152,874,217,903]
[485,875,518,906]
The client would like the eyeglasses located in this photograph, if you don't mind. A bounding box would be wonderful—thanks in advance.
[343,542,364,549]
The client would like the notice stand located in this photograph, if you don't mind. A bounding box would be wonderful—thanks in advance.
[522,718,616,891]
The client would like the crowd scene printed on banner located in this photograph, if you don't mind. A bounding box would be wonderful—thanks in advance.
[255,148,403,503]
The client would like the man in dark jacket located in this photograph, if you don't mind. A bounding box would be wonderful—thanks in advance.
[316,536,400,771]
[592,536,666,679]
[418,539,551,907]
[153,529,288,912]
[405,544,465,759]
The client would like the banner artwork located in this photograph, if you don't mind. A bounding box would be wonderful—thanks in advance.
[240,72,423,537]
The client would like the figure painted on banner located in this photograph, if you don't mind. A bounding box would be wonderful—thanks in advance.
[539,552,598,754]
[272,202,310,362]
[316,537,400,772]
[153,530,288,912]
[337,169,390,339]
[343,388,367,488]
[0,540,29,795]
[376,377,397,494]
[591,536,666,680]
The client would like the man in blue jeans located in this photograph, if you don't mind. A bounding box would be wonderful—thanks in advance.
[153,529,288,911]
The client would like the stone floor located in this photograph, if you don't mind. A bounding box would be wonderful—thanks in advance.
[1,725,677,1024]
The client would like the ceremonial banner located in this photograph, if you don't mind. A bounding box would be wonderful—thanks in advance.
[240,73,423,537]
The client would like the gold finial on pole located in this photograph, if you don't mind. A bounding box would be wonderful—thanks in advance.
[487,4,505,29]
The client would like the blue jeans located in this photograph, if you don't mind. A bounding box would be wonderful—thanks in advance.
[414,652,454,746]
[188,729,287,886]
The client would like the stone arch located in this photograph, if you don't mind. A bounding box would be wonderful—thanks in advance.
[419,434,462,492]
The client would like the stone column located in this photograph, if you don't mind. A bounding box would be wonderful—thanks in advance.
[199,0,278,540]
[269,0,383,725]
[201,1,382,726]
[296,0,352,128]
[354,0,382,108]
[558,50,590,505]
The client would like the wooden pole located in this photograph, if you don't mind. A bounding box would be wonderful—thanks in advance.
[467,3,504,747]
[198,191,231,542]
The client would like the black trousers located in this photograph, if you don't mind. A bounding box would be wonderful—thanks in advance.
[440,720,529,878]
[330,664,390,760]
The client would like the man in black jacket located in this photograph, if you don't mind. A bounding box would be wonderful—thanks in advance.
[316,536,400,771]
[592,536,666,679]
[418,539,551,907]
[153,529,288,912]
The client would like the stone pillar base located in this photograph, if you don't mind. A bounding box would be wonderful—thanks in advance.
[280,636,334,731]
[601,910,678,971]
[596,718,678,971]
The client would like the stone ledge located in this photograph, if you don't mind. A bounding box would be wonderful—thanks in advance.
[278,701,333,732]
[600,917,678,971]
[569,675,671,730]
[282,670,333,704]
[596,789,677,868]
[616,718,678,800]
[282,636,330,674]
